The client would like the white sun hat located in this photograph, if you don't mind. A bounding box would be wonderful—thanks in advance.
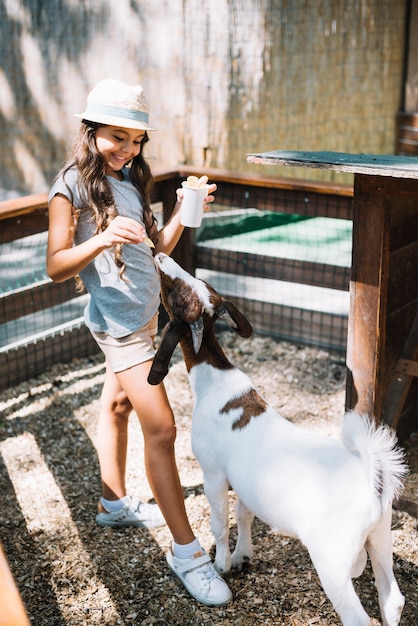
[75,79,156,131]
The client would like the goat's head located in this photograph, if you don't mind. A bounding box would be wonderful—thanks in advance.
[147,253,252,385]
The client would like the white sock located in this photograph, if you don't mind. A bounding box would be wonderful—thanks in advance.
[173,537,202,559]
[101,495,130,512]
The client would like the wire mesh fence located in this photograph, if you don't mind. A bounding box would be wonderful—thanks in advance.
[0,206,99,387]
[0,173,352,389]
[194,178,352,352]
[0,0,407,386]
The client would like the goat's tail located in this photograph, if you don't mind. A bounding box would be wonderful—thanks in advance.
[341,411,408,507]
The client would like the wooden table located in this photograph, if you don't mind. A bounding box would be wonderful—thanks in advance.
[247,151,418,440]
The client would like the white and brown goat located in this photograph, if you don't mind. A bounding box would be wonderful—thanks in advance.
[148,253,407,626]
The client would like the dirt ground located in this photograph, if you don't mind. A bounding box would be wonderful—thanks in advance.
[0,331,417,626]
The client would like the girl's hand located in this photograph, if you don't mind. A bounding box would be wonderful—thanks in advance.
[99,215,147,248]
[203,181,217,210]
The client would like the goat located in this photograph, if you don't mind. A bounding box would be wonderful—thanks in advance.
[148,252,407,626]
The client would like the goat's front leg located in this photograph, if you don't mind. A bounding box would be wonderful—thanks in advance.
[204,472,232,574]
[231,498,254,570]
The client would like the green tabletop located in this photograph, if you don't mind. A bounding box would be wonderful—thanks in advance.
[247,150,418,178]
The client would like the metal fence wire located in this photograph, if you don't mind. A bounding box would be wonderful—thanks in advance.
[0,174,352,389]
[1,0,408,387]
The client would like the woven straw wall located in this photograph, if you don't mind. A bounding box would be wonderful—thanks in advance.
[0,0,408,193]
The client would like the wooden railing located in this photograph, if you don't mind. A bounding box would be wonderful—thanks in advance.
[0,167,353,389]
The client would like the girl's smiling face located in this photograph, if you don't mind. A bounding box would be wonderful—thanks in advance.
[95,125,146,178]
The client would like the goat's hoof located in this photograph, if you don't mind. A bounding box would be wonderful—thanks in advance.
[231,555,251,571]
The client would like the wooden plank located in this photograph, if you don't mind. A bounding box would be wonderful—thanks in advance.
[217,294,348,353]
[247,150,418,179]
[395,387,418,441]
[387,244,418,313]
[345,174,418,432]
[0,325,100,390]
[390,207,418,251]
[380,176,418,432]
[157,166,354,220]
[196,246,350,291]
[384,302,418,373]
[396,358,418,377]
[210,182,353,220]
[345,174,391,419]
[0,211,49,244]
[0,193,48,219]
[245,152,418,438]
[153,170,353,277]
[0,280,79,324]
[382,308,418,429]
[172,165,354,197]
[336,172,418,434]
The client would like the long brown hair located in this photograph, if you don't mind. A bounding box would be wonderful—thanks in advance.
[57,121,158,286]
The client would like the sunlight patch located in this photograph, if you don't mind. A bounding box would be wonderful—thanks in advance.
[0,433,120,621]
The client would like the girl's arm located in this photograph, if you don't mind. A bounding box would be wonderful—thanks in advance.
[154,182,217,255]
[47,193,147,282]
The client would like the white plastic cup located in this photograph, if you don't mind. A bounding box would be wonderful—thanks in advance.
[180,182,209,228]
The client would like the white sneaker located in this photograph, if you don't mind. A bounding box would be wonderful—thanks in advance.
[96,495,165,529]
[166,546,232,606]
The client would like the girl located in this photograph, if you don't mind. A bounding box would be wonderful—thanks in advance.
[46,79,232,607]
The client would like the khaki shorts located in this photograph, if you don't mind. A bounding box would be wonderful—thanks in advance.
[91,314,158,373]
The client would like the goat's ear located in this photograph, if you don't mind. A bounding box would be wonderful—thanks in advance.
[148,320,189,385]
[216,299,252,338]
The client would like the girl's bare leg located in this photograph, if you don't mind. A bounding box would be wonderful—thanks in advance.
[98,359,232,607]
[96,363,133,500]
[116,359,195,545]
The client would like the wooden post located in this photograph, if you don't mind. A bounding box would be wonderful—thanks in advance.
[345,173,418,430]
[345,174,390,419]
[246,151,418,438]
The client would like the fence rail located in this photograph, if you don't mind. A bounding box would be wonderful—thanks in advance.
[0,167,353,390]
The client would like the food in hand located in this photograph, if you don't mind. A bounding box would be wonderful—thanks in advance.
[185,175,208,188]
[143,237,155,248]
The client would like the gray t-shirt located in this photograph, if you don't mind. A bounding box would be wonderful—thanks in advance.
[48,166,160,338]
